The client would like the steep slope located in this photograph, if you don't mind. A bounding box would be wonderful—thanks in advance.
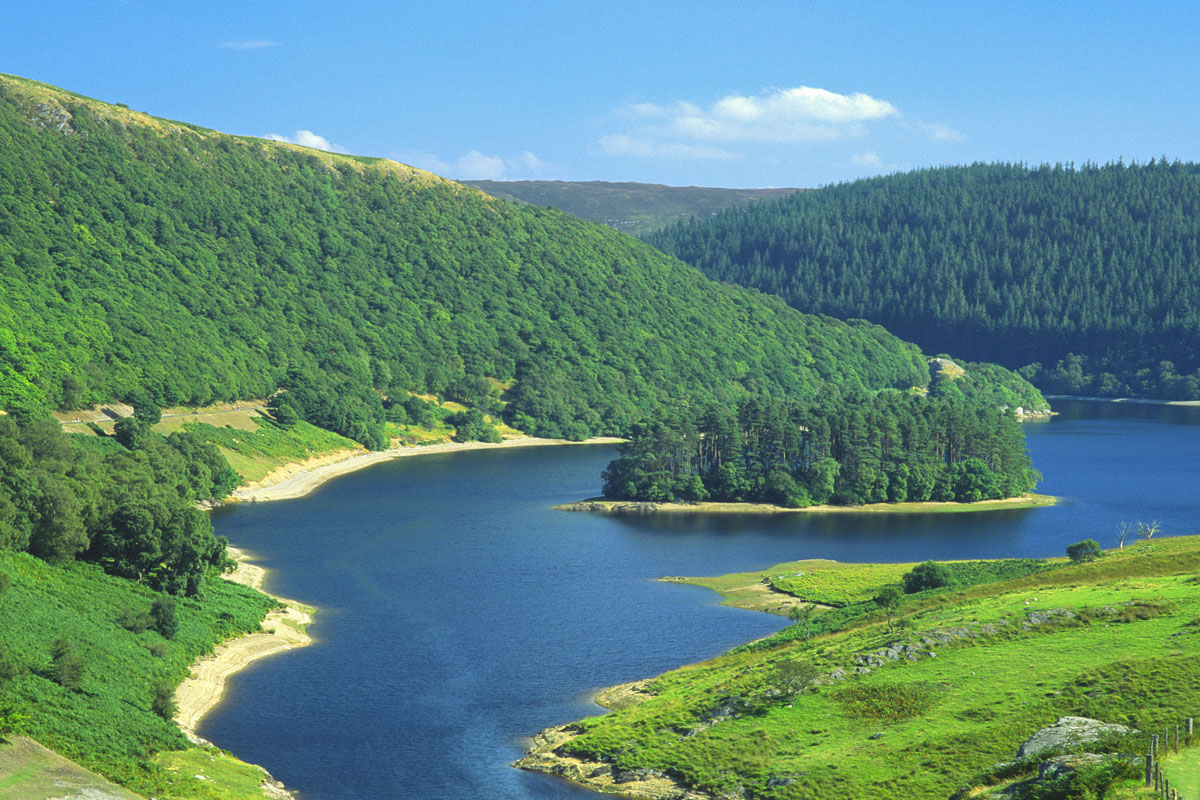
[0,75,1045,439]
[648,162,1200,400]
[463,179,801,235]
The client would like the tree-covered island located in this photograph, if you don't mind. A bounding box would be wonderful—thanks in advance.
[600,393,1039,508]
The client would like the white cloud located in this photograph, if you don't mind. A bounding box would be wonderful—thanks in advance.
[219,39,281,50]
[394,149,553,180]
[625,86,900,144]
[512,151,552,172]
[851,150,884,167]
[265,130,349,154]
[910,120,966,142]
[598,134,740,160]
[602,85,903,163]
[455,150,508,180]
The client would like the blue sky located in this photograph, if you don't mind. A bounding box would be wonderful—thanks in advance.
[4,1,1199,187]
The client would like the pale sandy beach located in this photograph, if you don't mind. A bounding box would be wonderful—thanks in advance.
[1046,394,1200,407]
[173,547,315,738]
[232,436,623,503]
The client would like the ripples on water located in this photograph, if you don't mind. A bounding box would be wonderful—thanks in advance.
[204,400,1200,799]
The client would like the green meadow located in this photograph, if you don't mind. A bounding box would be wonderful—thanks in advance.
[541,538,1200,799]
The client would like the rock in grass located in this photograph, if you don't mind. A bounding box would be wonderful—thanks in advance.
[1016,716,1133,758]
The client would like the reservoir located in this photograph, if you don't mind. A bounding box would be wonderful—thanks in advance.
[204,399,1200,799]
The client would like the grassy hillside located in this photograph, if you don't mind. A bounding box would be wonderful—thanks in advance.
[0,549,279,799]
[649,161,1200,401]
[521,538,1200,799]
[462,180,801,236]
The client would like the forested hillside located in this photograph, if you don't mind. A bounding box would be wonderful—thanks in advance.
[649,161,1200,399]
[463,180,801,236]
[0,74,1015,448]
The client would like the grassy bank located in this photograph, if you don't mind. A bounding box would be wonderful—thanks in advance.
[0,549,284,799]
[520,537,1200,800]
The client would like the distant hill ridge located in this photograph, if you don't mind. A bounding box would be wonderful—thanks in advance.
[463,179,802,236]
[648,161,1200,400]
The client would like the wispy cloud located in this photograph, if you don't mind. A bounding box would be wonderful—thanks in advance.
[265,130,349,154]
[848,150,900,173]
[598,134,740,160]
[219,39,281,50]
[851,150,884,167]
[909,120,966,142]
[395,149,552,180]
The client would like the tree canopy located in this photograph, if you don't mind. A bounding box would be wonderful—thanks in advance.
[649,160,1200,400]
[0,75,1040,448]
[0,415,232,595]
[601,393,1038,507]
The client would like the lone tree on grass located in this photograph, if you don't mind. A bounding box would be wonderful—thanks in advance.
[1066,538,1101,563]
[1137,520,1161,543]
[788,604,815,641]
[873,584,904,633]
[1117,521,1133,549]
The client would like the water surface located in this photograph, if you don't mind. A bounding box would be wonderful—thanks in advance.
[204,400,1200,799]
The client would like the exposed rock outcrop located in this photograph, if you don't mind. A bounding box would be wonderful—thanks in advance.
[1016,716,1134,759]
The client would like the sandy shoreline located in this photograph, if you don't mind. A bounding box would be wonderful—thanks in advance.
[1047,393,1200,407]
[556,493,1057,516]
[173,547,315,738]
[231,436,624,503]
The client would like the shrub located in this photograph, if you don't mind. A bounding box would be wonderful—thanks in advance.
[902,560,952,593]
[835,683,940,722]
[118,606,153,633]
[151,596,178,639]
[151,680,177,721]
[1066,539,1101,563]
[0,645,26,682]
[0,702,29,740]
[50,637,85,690]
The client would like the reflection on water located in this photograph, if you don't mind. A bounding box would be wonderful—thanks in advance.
[203,400,1200,800]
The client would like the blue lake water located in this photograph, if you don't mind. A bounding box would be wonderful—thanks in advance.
[204,400,1200,799]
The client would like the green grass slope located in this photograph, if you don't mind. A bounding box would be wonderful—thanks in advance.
[0,736,143,800]
[524,538,1200,800]
[649,161,1200,401]
[0,549,276,798]
[462,180,802,236]
[0,74,1039,438]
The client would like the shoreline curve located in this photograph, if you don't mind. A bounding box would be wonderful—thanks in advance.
[231,436,624,503]
[173,547,315,738]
